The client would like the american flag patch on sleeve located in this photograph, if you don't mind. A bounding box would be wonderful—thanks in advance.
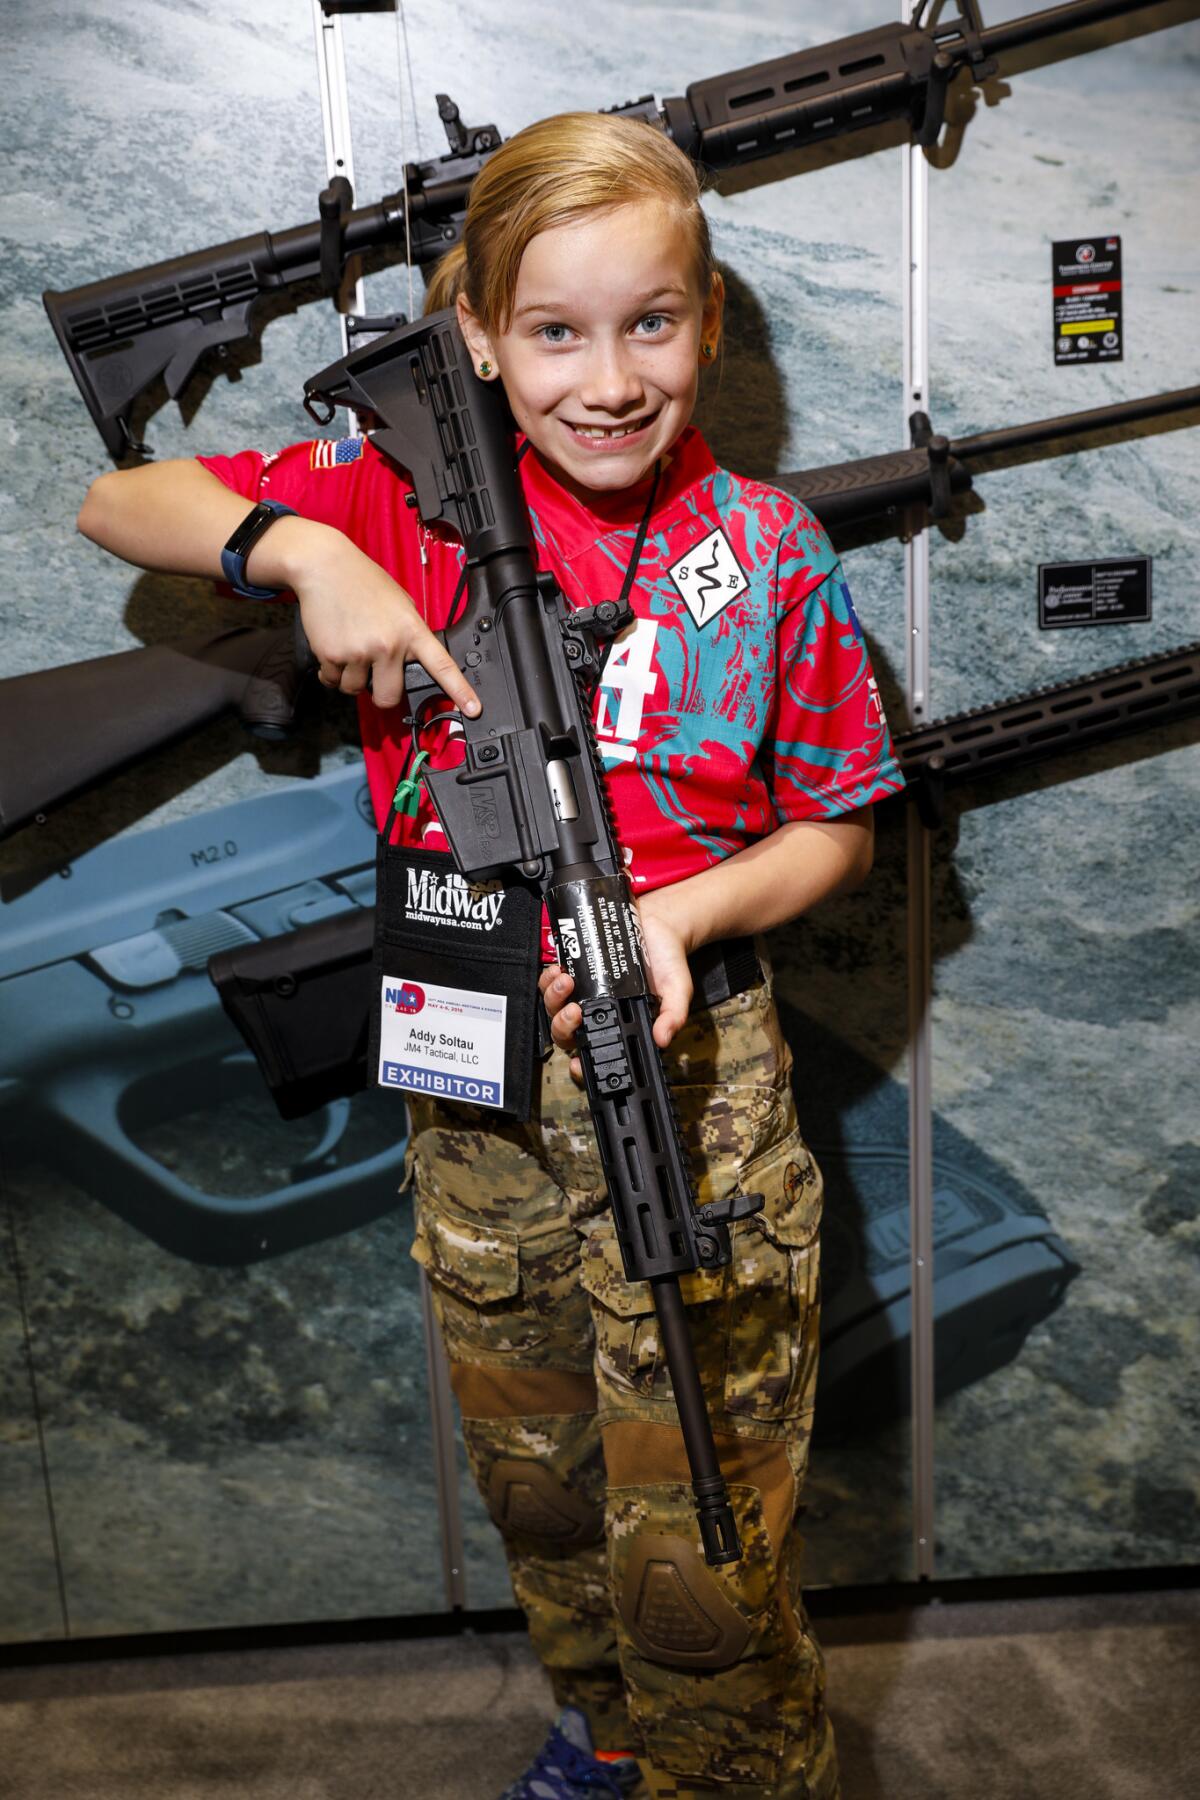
[309,436,365,470]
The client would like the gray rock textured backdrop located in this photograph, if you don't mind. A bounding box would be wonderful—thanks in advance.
[1,0,1197,1640]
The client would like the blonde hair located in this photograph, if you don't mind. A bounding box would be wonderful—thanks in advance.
[423,111,717,335]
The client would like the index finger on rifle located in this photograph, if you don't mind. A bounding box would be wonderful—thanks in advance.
[409,626,481,718]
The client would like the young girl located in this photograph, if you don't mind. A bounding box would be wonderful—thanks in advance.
[78,111,903,1800]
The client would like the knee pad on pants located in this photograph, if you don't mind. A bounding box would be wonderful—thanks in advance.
[617,1533,751,1670]
[486,1457,605,1550]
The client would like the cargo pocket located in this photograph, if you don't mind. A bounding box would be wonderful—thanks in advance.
[579,1216,727,1406]
[412,1202,553,1358]
[723,1130,824,1424]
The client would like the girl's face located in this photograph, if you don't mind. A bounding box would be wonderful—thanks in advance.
[458,198,723,505]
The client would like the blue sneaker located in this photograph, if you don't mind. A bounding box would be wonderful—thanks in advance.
[499,1706,643,1798]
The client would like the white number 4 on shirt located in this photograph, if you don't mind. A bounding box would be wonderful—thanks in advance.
[668,526,749,629]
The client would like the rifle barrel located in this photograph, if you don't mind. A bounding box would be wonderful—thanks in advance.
[979,0,1172,58]
[950,385,1200,464]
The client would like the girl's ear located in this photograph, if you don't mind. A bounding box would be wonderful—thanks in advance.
[457,292,498,376]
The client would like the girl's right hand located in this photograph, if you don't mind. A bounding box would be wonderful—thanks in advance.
[287,522,481,717]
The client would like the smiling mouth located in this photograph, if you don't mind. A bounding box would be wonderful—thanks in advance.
[564,411,660,441]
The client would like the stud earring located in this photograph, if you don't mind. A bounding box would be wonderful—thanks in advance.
[701,343,716,360]
[479,360,493,377]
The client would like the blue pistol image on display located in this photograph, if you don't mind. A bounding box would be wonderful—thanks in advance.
[0,766,404,1266]
[779,1007,1081,1438]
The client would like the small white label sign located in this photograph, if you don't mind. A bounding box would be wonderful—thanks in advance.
[668,526,748,629]
[377,976,507,1108]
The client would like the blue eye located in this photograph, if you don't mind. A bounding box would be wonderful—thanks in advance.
[638,313,669,334]
[537,323,573,344]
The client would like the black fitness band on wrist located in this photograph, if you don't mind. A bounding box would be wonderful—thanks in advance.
[221,499,299,599]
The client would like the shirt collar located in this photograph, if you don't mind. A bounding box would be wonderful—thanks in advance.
[516,424,717,556]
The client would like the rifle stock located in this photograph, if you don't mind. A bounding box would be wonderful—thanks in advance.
[0,616,313,842]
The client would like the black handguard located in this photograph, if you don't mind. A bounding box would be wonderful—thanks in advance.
[304,311,763,1564]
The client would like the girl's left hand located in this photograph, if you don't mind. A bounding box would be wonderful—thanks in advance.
[539,893,695,1087]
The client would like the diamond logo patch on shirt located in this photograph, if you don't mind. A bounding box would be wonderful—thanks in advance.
[668,527,749,629]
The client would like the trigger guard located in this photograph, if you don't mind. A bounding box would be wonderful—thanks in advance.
[290,1098,352,1178]
[410,688,463,735]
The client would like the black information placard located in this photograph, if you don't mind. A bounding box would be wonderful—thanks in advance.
[1038,556,1151,629]
[1052,235,1122,364]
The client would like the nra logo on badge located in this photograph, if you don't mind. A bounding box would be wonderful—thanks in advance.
[386,982,425,1014]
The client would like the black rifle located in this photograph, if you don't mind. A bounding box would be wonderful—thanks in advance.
[3,383,1195,843]
[0,619,313,841]
[298,308,762,1565]
[43,0,1181,458]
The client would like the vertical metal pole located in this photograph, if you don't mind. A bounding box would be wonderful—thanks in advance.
[310,4,463,1605]
[310,0,367,423]
[901,45,937,1583]
[420,1270,469,1610]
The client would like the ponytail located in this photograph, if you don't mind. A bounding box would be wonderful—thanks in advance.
[423,239,469,316]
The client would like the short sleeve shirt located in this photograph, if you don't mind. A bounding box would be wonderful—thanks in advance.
[198,424,904,893]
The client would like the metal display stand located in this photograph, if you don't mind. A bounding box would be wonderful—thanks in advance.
[310,0,468,1613]
[901,8,937,1583]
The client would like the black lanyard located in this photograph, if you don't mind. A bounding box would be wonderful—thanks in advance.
[618,457,663,603]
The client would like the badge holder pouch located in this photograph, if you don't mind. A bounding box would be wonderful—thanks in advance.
[368,759,544,1123]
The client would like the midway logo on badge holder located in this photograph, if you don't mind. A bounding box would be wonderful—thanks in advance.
[668,527,748,628]
[403,864,506,931]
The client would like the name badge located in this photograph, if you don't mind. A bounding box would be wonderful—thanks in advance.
[377,976,507,1108]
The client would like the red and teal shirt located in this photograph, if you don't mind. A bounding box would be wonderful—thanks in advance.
[198,424,904,894]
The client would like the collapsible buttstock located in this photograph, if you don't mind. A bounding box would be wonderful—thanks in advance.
[43,232,288,460]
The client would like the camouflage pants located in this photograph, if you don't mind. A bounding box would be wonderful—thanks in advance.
[405,972,839,1799]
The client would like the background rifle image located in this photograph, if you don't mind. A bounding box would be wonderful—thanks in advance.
[4,384,1196,843]
[42,0,1196,460]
